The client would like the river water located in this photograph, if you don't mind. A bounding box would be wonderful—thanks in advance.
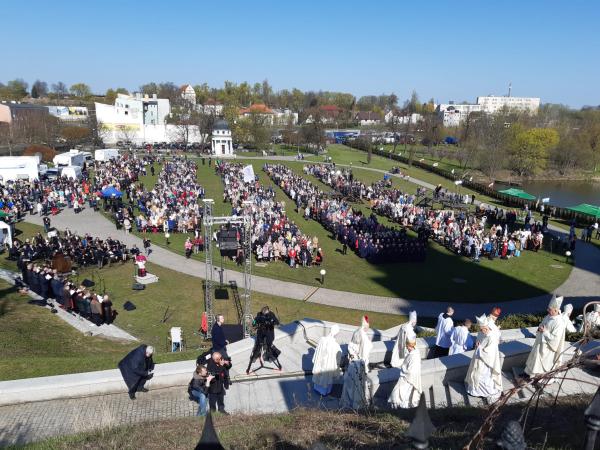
[496,180,600,208]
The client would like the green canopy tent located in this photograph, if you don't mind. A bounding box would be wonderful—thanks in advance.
[498,188,537,201]
[566,203,600,218]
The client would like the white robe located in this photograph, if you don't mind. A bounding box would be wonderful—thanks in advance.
[351,327,373,371]
[390,322,416,368]
[312,334,342,395]
[465,331,502,399]
[388,348,422,409]
[449,326,475,355]
[434,313,454,349]
[525,314,566,376]
[561,312,576,333]
[340,359,369,410]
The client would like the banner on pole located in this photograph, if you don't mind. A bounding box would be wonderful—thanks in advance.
[242,165,255,183]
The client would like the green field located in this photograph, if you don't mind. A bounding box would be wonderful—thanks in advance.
[128,153,572,302]
[1,222,407,380]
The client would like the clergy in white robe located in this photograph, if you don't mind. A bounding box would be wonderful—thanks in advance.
[351,315,373,371]
[465,315,502,401]
[581,304,600,332]
[434,307,454,357]
[390,311,417,368]
[525,295,566,378]
[388,339,422,409]
[562,304,577,333]
[449,319,475,355]
[312,325,342,396]
[487,306,502,339]
[340,342,369,410]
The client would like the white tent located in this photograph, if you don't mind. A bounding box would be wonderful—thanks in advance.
[0,221,12,248]
[0,156,40,182]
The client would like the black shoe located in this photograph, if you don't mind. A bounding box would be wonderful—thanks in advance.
[139,388,149,393]
[219,410,230,416]
[129,392,136,400]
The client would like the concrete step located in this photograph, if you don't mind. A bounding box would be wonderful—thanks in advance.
[501,371,522,404]
[511,366,536,400]
[446,381,468,407]
[431,383,450,408]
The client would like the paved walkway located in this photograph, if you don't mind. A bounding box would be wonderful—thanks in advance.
[23,203,600,319]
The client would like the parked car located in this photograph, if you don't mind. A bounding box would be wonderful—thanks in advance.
[45,168,60,181]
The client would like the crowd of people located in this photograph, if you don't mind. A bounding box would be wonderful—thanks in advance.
[299,164,552,263]
[265,163,427,263]
[7,229,131,325]
[216,162,322,268]
[92,155,205,236]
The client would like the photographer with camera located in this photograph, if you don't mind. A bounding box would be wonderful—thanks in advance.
[206,352,232,415]
[246,306,282,374]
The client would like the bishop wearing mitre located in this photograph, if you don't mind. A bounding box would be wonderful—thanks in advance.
[390,311,417,368]
[465,314,503,402]
[524,295,566,382]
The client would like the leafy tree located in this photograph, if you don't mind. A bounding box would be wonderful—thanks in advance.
[508,127,559,176]
[139,82,159,95]
[69,83,92,98]
[0,79,28,100]
[31,80,48,98]
[105,87,129,104]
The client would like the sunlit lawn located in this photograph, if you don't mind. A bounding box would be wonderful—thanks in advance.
[124,155,573,302]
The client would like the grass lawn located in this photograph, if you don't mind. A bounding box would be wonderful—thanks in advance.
[120,155,572,302]
[1,222,408,380]
[14,396,591,449]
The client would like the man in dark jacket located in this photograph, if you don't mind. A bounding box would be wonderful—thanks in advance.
[118,345,155,400]
[211,314,228,355]
[206,352,232,414]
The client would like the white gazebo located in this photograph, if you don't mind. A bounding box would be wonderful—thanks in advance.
[211,119,234,157]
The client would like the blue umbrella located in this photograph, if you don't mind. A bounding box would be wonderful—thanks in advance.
[101,186,123,198]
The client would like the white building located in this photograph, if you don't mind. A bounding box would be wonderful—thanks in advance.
[476,95,540,114]
[384,111,422,125]
[46,106,89,121]
[437,103,483,127]
[211,119,234,157]
[199,99,224,116]
[272,108,298,126]
[180,84,196,104]
[95,93,202,145]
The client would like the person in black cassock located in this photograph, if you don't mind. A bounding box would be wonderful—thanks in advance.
[118,345,155,400]
[246,306,282,374]
[206,351,232,414]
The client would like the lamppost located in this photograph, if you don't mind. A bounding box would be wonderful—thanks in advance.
[320,269,326,285]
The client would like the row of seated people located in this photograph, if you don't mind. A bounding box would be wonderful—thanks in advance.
[10,231,130,270]
[20,263,116,325]
[254,238,324,267]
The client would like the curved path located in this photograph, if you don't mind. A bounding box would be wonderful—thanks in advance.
[23,203,600,318]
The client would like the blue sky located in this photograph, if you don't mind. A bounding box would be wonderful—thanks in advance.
[1,0,598,107]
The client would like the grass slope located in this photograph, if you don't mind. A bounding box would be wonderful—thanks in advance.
[12,397,590,449]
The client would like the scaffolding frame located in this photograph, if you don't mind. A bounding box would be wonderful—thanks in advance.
[203,199,253,339]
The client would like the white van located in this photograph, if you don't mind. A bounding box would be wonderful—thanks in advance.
[61,165,82,180]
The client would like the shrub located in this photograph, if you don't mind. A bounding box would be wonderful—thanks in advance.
[497,313,545,330]
[23,145,56,162]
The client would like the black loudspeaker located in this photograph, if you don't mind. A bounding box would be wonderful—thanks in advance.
[132,283,145,290]
[218,229,238,257]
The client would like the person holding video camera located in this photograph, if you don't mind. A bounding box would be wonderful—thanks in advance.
[246,306,282,374]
